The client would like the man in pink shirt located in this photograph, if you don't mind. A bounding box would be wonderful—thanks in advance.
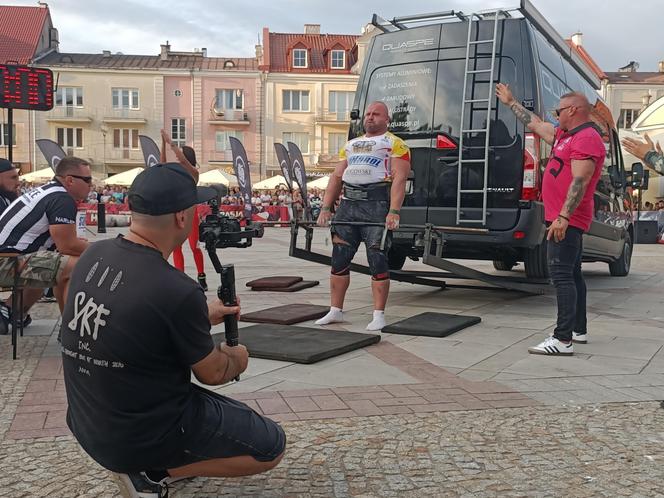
[496,84,605,355]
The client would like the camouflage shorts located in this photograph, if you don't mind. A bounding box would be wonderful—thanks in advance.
[0,250,67,288]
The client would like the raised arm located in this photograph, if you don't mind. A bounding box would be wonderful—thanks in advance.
[622,133,664,176]
[496,83,555,145]
[160,129,199,183]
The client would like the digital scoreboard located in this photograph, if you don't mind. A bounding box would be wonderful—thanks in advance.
[0,64,54,111]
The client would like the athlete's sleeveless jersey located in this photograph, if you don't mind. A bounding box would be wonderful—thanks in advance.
[340,132,410,185]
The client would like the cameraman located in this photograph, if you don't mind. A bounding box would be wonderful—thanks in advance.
[61,163,285,498]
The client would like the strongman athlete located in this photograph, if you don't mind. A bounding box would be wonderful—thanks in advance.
[316,101,411,331]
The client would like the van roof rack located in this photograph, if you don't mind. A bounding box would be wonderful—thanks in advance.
[370,0,600,89]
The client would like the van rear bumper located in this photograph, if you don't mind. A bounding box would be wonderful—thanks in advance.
[394,202,546,251]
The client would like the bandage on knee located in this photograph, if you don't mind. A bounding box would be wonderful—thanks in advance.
[331,243,354,276]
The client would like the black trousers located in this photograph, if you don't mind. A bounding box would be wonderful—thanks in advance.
[548,226,587,342]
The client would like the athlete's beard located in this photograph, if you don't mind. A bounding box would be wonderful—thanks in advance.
[0,189,17,202]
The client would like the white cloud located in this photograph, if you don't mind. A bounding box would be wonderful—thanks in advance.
[10,0,664,70]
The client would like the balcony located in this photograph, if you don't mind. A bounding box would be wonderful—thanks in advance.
[105,148,144,164]
[208,109,250,125]
[102,107,149,124]
[315,109,350,124]
[207,150,234,163]
[45,106,93,123]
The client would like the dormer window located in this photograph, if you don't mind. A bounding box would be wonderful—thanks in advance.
[293,48,307,68]
[331,50,345,69]
[224,60,235,69]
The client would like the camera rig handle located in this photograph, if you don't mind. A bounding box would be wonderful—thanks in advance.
[205,248,240,382]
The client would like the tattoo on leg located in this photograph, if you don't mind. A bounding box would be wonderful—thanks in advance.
[563,177,586,216]
[510,102,533,127]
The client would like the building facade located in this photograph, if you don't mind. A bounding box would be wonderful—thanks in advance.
[0,4,59,172]
[34,47,260,176]
[258,25,359,176]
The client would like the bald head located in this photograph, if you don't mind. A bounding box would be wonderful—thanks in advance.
[560,92,591,117]
[363,101,390,136]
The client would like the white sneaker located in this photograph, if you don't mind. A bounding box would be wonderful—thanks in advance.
[528,336,573,355]
[572,332,587,344]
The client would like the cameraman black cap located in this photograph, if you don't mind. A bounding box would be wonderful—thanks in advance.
[128,162,216,215]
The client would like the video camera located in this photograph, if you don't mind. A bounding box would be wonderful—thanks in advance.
[198,185,264,250]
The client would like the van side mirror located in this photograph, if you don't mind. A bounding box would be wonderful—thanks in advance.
[350,109,360,120]
[630,162,645,188]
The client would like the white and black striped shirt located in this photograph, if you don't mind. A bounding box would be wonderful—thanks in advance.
[0,180,77,254]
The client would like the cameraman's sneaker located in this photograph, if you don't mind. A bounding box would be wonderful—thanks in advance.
[572,332,588,344]
[197,273,208,291]
[112,471,168,498]
[528,336,573,356]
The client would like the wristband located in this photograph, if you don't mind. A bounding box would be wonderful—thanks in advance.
[389,209,400,215]
[557,214,569,222]
[321,206,331,212]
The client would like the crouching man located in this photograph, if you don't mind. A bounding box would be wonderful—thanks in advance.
[61,163,285,498]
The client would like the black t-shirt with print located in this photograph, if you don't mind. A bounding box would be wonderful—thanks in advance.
[61,236,214,472]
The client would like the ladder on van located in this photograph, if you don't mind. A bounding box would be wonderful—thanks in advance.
[456,10,505,226]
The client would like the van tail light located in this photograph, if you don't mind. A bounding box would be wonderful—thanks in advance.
[521,133,540,201]
[436,134,457,149]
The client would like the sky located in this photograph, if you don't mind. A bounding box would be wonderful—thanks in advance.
[13,0,664,72]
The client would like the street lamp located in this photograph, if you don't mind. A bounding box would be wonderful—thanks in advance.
[100,124,108,177]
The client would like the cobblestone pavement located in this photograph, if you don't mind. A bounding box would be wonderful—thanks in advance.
[0,401,663,497]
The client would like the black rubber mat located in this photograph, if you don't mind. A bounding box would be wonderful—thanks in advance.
[212,324,380,364]
[241,304,330,325]
[382,312,481,337]
[246,276,303,289]
[249,280,319,292]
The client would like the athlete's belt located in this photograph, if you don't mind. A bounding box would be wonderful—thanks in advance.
[342,182,390,201]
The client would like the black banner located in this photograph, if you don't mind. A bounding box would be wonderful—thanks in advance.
[138,135,161,167]
[286,141,309,209]
[228,136,253,220]
[273,142,293,192]
[35,139,66,171]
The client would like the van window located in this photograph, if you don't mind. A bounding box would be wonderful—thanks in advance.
[540,66,568,122]
[433,58,518,147]
[365,62,437,133]
[533,30,564,76]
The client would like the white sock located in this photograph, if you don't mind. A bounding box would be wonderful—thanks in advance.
[315,306,344,325]
[366,310,386,331]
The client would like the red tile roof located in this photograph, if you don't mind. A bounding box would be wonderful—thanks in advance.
[565,39,607,80]
[266,32,359,73]
[37,52,259,71]
[0,5,50,64]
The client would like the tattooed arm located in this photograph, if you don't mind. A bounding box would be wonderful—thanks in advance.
[622,134,664,175]
[496,83,555,145]
[559,159,596,219]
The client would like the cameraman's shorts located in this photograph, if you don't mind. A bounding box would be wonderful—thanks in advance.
[0,250,68,288]
[165,386,286,468]
[331,198,391,253]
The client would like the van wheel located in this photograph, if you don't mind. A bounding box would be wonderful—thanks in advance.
[524,240,549,279]
[493,259,517,271]
[609,232,632,277]
[387,248,408,270]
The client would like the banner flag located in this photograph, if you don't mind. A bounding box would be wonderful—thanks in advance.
[273,142,293,191]
[228,136,254,220]
[286,141,309,209]
[35,139,66,171]
[138,135,161,167]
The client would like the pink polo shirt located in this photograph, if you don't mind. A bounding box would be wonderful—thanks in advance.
[541,124,606,232]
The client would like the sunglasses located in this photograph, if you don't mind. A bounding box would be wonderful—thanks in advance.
[68,174,93,184]
[553,105,574,117]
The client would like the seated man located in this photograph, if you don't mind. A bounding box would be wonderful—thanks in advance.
[61,163,285,498]
[0,157,91,333]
